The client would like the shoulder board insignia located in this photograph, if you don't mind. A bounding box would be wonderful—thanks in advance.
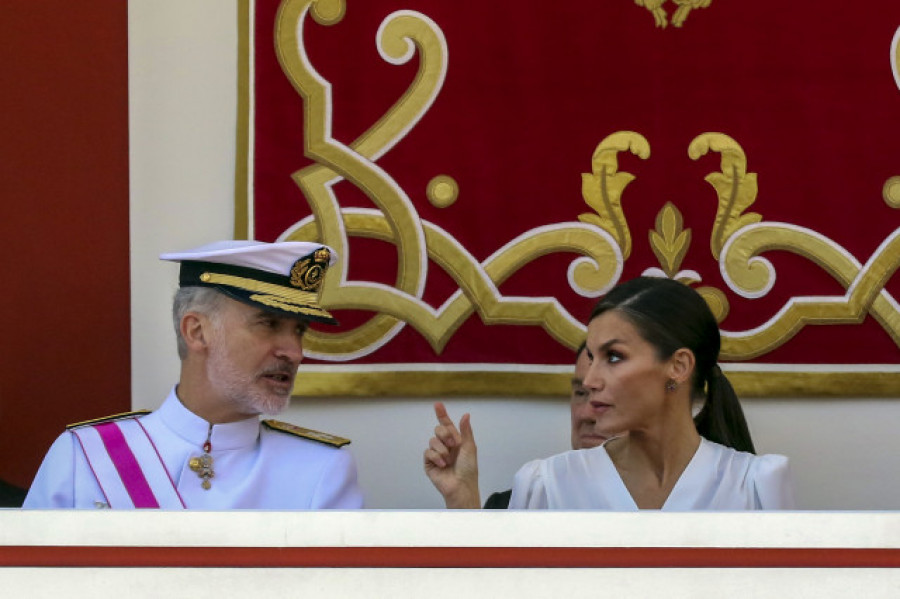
[66,410,152,430]
[262,419,351,447]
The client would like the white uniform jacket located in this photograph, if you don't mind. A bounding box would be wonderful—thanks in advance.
[23,389,363,509]
[509,437,794,510]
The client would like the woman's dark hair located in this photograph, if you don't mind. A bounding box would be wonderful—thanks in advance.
[575,340,587,357]
[589,277,756,453]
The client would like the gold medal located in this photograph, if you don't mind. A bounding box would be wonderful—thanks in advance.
[189,425,215,490]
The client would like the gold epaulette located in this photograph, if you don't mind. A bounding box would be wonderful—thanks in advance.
[66,410,152,430]
[261,419,351,447]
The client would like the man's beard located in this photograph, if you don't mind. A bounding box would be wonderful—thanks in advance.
[206,343,294,416]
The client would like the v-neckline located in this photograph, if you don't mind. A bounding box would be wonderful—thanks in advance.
[600,437,707,510]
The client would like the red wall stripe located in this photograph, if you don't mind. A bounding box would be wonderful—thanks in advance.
[0,546,898,568]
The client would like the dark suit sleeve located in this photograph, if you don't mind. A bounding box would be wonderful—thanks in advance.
[482,489,512,509]
[0,479,27,508]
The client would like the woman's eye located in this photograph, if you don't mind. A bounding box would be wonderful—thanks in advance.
[607,351,623,364]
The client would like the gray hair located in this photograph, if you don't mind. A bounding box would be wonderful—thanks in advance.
[172,287,226,359]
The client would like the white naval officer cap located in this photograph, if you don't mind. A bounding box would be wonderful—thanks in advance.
[160,240,340,324]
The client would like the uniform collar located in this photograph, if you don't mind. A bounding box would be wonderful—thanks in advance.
[158,387,260,450]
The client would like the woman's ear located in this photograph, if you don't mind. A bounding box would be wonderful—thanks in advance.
[668,348,696,385]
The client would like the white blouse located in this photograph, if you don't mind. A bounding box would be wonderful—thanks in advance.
[509,437,794,510]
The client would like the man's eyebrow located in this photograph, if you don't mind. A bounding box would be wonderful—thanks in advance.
[570,377,584,386]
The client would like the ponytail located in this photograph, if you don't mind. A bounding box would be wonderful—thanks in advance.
[693,365,756,454]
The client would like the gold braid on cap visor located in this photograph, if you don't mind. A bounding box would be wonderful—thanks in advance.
[199,272,331,317]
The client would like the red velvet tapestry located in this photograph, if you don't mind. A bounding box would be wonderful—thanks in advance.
[237,0,900,397]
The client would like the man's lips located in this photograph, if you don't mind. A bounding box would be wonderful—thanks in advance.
[259,366,297,387]
[262,372,292,383]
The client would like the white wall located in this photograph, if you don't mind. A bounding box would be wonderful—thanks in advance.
[128,0,900,510]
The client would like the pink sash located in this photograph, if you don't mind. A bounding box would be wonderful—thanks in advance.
[71,418,185,509]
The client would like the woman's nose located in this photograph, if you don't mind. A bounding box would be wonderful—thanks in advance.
[582,365,603,390]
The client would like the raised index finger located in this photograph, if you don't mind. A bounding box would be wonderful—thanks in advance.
[433,401,453,426]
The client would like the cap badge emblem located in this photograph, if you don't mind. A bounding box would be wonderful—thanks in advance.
[290,247,330,291]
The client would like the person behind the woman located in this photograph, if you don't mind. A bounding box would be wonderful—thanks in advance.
[424,276,794,510]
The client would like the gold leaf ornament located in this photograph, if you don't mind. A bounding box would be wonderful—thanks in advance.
[671,0,712,28]
[634,0,668,28]
[649,202,692,277]
[635,0,713,28]
[689,133,763,259]
[579,131,650,260]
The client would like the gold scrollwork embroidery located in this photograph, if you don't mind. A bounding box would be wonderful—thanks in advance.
[267,1,900,373]
[695,286,730,323]
[286,210,621,356]
[635,0,713,29]
[892,26,900,91]
[579,129,899,356]
[276,0,441,355]
[687,133,900,358]
[275,0,620,359]
[719,222,900,359]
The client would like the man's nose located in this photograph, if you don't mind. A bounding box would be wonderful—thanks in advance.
[573,401,594,418]
[275,331,304,364]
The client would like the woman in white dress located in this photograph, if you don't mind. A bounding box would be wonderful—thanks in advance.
[424,276,794,510]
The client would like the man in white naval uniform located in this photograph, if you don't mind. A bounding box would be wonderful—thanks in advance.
[24,241,363,509]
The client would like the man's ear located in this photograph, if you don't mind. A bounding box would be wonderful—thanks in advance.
[181,312,211,353]
[668,348,696,385]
